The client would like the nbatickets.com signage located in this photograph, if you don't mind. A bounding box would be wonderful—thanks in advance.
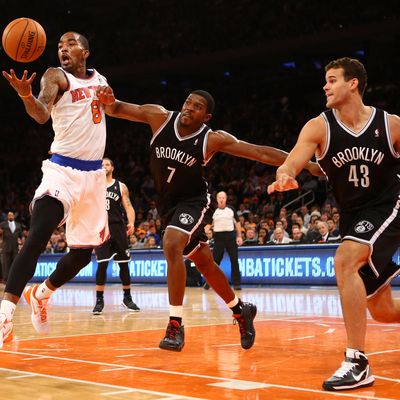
[32,245,400,286]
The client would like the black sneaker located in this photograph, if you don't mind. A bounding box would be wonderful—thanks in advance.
[122,296,140,312]
[159,320,185,351]
[92,297,104,315]
[323,352,375,391]
[233,302,257,349]
[203,282,210,290]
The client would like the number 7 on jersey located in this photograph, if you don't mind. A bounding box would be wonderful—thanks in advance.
[166,166,176,183]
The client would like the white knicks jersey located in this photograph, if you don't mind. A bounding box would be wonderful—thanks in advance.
[50,68,108,160]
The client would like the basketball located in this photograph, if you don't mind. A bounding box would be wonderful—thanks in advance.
[2,17,46,62]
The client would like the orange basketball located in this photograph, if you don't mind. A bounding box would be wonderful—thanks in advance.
[2,17,46,62]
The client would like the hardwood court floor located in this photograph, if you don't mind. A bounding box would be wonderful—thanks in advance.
[0,284,399,399]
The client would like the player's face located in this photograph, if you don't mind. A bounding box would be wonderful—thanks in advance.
[102,160,114,176]
[323,68,357,108]
[179,94,212,128]
[58,32,89,72]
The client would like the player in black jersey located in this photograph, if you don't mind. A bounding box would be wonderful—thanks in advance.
[97,86,321,352]
[268,57,400,392]
[93,158,140,314]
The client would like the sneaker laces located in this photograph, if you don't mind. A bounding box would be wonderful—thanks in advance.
[233,316,246,336]
[332,360,358,378]
[166,321,180,338]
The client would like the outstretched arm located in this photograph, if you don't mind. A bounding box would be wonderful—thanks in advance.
[267,116,325,193]
[96,86,169,134]
[2,68,66,124]
[206,130,323,175]
[120,182,135,236]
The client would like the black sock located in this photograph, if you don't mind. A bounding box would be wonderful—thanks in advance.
[96,290,104,299]
[170,316,182,325]
[230,299,243,315]
[123,289,131,298]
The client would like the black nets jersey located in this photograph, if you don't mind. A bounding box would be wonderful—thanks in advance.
[317,107,400,212]
[150,111,212,215]
[106,179,124,224]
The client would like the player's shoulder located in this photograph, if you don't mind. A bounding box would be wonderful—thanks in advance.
[387,112,400,137]
[118,180,129,192]
[43,67,65,79]
[387,112,400,125]
[300,115,326,135]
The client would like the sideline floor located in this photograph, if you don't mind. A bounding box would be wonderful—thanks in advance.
[1,284,399,399]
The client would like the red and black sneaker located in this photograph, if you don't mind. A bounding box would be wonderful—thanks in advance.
[159,320,185,351]
[233,302,257,349]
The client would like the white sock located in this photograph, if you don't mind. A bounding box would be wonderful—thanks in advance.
[0,300,16,321]
[346,348,366,359]
[169,305,183,318]
[35,281,55,300]
[226,296,239,308]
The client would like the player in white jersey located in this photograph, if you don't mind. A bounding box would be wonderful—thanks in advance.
[0,32,113,347]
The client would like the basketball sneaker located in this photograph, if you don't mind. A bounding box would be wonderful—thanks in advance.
[159,320,185,351]
[23,284,50,335]
[0,314,13,348]
[323,352,375,391]
[233,302,257,349]
[122,296,140,312]
[92,297,104,315]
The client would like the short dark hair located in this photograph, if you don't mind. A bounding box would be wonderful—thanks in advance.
[70,31,89,50]
[191,90,215,114]
[103,157,114,166]
[325,57,367,96]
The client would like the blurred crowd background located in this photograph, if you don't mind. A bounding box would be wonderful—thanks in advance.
[1,0,400,254]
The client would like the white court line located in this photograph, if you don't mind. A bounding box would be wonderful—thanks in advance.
[0,367,204,400]
[0,350,397,399]
[6,374,36,379]
[13,320,237,343]
[266,382,395,400]
[101,366,132,372]
[374,375,400,383]
[367,349,400,356]
[11,316,341,344]
[19,348,70,351]
[101,389,135,396]
[22,356,51,361]
[287,335,315,341]
[114,347,161,352]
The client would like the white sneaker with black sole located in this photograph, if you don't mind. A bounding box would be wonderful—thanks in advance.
[323,351,374,391]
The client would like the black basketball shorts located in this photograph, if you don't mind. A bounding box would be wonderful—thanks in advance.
[95,222,130,263]
[162,195,213,257]
[340,200,400,297]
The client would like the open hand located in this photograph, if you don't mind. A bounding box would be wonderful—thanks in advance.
[2,69,36,97]
[96,85,115,105]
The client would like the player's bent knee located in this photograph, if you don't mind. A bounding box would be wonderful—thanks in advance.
[368,301,400,323]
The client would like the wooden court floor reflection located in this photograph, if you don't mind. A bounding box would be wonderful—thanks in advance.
[0,284,399,399]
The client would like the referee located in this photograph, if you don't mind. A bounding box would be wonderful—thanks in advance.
[210,191,243,290]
